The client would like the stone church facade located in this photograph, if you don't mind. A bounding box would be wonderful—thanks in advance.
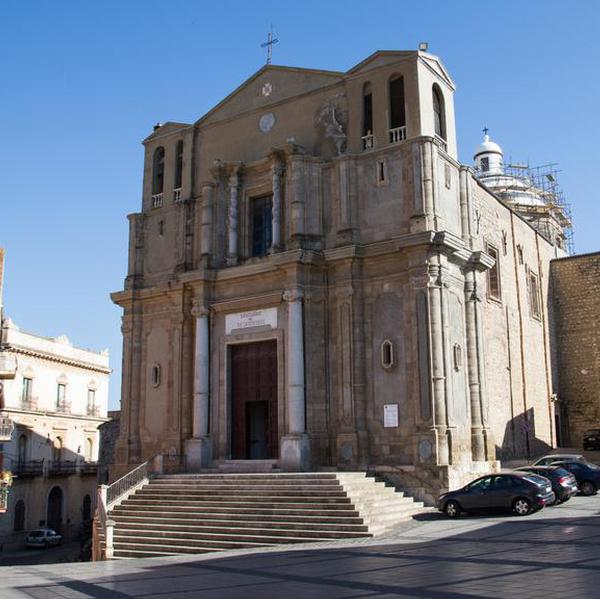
[111,50,567,497]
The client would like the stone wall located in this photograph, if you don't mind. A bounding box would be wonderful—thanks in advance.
[551,252,600,447]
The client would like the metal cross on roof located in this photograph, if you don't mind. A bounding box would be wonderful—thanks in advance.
[261,27,279,65]
[483,126,489,136]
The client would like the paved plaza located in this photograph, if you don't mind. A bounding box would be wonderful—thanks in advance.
[2,496,599,599]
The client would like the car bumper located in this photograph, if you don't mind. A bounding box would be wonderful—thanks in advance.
[535,492,555,507]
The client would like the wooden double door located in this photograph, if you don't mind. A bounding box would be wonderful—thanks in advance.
[231,340,278,459]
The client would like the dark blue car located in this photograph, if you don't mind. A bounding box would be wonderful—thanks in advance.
[437,472,555,518]
[550,461,600,496]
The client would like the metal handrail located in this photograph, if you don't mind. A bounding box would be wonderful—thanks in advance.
[106,457,155,508]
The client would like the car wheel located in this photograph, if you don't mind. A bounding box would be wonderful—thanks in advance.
[444,500,461,519]
[561,496,570,503]
[513,497,532,516]
[580,481,596,496]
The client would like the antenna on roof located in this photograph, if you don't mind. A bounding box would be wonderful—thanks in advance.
[261,25,279,65]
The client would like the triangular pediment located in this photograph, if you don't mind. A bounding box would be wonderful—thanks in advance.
[346,50,417,75]
[419,54,455,90]
[197,65,344,126]
[143,121,191,144]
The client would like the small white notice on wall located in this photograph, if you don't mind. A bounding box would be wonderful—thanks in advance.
[226,308,278,334]
[383,404,399,428]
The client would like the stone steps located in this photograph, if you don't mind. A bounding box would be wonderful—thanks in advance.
[107,471,426,559]
[111,514,367,529]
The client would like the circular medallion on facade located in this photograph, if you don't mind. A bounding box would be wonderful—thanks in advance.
[259,112,276,133]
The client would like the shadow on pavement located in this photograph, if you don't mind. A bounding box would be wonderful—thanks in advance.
[11,508,600,599]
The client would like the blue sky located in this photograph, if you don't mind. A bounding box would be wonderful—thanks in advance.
[1,1,598,409]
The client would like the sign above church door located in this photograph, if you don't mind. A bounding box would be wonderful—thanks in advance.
[226,308,278,334]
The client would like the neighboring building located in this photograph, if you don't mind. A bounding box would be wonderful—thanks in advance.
[98,410,120,485]
[551,252,600,447]
[111,50,570,499]
[0,253,109,547]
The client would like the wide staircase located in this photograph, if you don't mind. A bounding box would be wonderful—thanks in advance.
[108,472,427,558]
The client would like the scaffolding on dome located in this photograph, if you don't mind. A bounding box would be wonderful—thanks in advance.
[487,161,574,254]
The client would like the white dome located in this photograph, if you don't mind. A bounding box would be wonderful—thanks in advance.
[474,134,503,159]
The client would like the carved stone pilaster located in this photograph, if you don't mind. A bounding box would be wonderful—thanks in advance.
[280,287,309,470]
[200,182,215,260]
[227,167,241,265]
[271,162,284,251]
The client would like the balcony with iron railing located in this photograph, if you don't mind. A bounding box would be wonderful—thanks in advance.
[55,399,71,415]
[80,462,99,476]
[389,126,407,144]
[0,415,14,441]
[151,193,163,208]
[48,460,77,477]
[86,404,102,418]
[13,460,44,478]
[20,395,38,411]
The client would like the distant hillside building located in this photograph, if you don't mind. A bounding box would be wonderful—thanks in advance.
[0,252,109,547]
[111,50,570,498]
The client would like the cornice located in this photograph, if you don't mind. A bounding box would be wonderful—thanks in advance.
[4,345,111,374]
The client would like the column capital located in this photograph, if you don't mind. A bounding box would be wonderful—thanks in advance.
[199,181,216,192]
[283,288,304,303]
[191,301,210,318]
[272,162,285,177]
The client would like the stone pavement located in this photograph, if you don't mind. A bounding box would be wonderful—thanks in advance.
[2,496,599,598]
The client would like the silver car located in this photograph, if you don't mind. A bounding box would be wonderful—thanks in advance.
[532,454,586,467]
[25,528,62,548]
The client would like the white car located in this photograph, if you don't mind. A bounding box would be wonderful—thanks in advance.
[25,528,62,548]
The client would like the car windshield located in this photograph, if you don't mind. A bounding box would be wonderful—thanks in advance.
[523,474,549,487]
[553,468,571,477]
[29,531,45,537]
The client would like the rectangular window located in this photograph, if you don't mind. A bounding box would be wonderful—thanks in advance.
[56,384,66,407]
[529,271,541,319]
[22,377,32,401]
[486,244,501,300]
[481,157,489,172]
[251,195,273,257]
[377,159,386,184]
[87,389,96,409]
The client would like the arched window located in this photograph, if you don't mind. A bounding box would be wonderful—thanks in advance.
[53,437,63,462]
[151,364,161,387]
[388,75,406,142]
[381,339,395,369]
[14,500,25,532]
[18,434,28,465]
[432,84,446,140]
[362,83,374,149]
[85,438,93,461]
[174,140,183,190]
[152,146,165,195]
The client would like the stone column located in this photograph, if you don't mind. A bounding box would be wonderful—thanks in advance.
[185,301,211,470]
[271,163,284,251]
[289,158,306,242]
[227,169,240,265]
[280,288,310,470]
[427,262,450,466]
[200,182,214,261]
[465,272,487,461]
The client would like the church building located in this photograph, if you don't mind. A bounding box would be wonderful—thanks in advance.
[111,50,569,498]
